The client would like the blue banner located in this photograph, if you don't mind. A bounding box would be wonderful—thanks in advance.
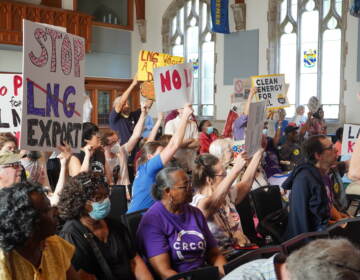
[350,0,360,17]
[211,0,231,34]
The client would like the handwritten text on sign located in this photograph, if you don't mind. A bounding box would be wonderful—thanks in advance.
[21,19,85,152]
[154,63,193,112]
[341,124,360,156]
[251,74,288,110]
[0,74,22,133]
[138,50,185,81]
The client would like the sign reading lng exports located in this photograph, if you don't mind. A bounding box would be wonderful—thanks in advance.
[0,74,23,133]
[341,124,360,156]
[251,74,288,110]
[245,101,266,157]
[153,63,193,112]
[21,19,85,152]
[138,50,185,81]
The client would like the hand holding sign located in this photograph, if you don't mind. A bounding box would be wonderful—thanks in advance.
[183,103,194,119]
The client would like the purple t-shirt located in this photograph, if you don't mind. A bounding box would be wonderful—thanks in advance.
[136,201,218,273]
[233,115,248,141]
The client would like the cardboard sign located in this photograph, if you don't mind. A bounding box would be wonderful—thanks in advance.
[138,50,185,81]
[0,74,23,133]
[245,101,266,157]
[341,124,360,156]
[21,20,85,152]
[251,74,288,110]
[308,96,321,113]
[153,63,193,112]
[232,78,251,102]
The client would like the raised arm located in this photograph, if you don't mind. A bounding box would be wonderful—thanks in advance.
[233,148,264,204]
[125,104,148,153]
[160,104,193,165]
[349,136,360,180]
[113,73,138,113]
[68,145,92,177]
[197,153,247,218]
[243,87,256,116]
[147,112,164,143]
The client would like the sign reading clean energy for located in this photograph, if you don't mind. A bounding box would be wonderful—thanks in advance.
[251,74,289,110]
[21,19,85,152]
[153,63,193,112]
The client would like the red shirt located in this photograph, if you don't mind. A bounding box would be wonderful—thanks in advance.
[199,132,218,154]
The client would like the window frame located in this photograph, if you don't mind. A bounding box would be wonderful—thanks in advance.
[268,0,348,122]
[162,0,216,119]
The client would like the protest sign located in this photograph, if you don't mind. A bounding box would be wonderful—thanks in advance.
[138,50,185,81]
[245,101,266,157]
[21,19,85,152]
[251,74,288,110]
[0,74,23,133]
[232,78,251,102]
[341,124,360,156]
[153,63,193,112]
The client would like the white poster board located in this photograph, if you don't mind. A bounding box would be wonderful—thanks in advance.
[21,20,85,152]
[245,101,266,157]
[251,74,288,110]
[154,63,193,112]
[341,124,360,156]
[0,74,23,133]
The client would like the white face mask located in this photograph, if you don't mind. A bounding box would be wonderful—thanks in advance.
[110,143,121,154]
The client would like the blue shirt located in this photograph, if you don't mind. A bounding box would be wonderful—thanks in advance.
[127,154,164,213]
[142,115,154,138]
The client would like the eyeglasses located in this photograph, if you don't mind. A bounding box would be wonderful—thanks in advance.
[173,181,192,191]
[1,162,21,169]
[322,144,335,152]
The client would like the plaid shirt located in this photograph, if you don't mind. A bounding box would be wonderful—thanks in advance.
[223,254,279,280]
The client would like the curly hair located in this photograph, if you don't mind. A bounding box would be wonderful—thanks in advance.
[0,181,44,252]
[0,132,17,150]
[57,172,109,221]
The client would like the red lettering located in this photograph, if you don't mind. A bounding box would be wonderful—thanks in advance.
[348,141,355,153]
[172,70,181,90]
[46,28,62,72]
[0,86,7,96]
[140,51,159,63]
[160,71,172,92]
[184,68,192,88]
[13,75,22,97]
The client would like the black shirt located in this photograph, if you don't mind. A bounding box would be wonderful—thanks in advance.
[60,219,136,279]
[74,148,106,174]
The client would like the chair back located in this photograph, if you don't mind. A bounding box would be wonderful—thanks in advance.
[123,208,148,237]
[224,246,282,275]
[108,185,128,225]
[281,231,329,255]
[250,185,283,220]
[328,217,360,246]
[166,266,219,280]
[235,195,258,243]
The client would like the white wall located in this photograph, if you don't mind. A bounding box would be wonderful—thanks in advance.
[131,0,360,124]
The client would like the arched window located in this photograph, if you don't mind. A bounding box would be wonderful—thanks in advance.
[268,0,347,120]
[162,0,215,117]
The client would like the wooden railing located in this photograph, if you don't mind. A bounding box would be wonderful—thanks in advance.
[0,1,92,52]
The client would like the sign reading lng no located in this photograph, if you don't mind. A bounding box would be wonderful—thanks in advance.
[154,63,193,112]
[21,19,85,152]
[251,74,289,110]
[341,124,360,156]
[0,74,23,133]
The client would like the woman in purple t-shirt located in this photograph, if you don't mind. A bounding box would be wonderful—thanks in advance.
[136,167,226,279]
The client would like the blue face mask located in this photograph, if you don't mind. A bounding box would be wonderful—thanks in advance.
[206,126,214,135]
[89,198,111,220]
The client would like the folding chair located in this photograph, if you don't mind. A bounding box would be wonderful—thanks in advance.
[123,208,148,237]
[328,217,360,247]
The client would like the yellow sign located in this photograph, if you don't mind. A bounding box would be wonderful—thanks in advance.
[138,50,185,81]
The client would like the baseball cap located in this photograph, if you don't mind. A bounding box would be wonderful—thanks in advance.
[0,152,22,165]
[284,125,299,135]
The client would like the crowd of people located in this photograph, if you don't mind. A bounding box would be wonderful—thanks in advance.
[0,74,360,280]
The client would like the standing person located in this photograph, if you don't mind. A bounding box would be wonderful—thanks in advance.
[128,104,194,213]
[136,167,226,279]
[0,133,17,153]
[0,182,80,279]
[274,108,289,140]
[109,73,153,181]
[308,106,327,136]
[282,135,338,239]
[292,105,307,126]
[58,172,153,280]
[198,120,218,154]
[0,152,22,188]
[164,106,199,172]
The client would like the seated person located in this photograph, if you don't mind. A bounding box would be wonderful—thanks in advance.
[223,238,360,280]
[0,182,79,279]
[136,167,226,279]
[191,150,264,258]
[58,172,153,280]
[279,124,304,171]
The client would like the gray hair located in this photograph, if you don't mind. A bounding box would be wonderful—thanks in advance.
[151,167,183,200]
[209,138,232,162]
[286,238,360,280]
